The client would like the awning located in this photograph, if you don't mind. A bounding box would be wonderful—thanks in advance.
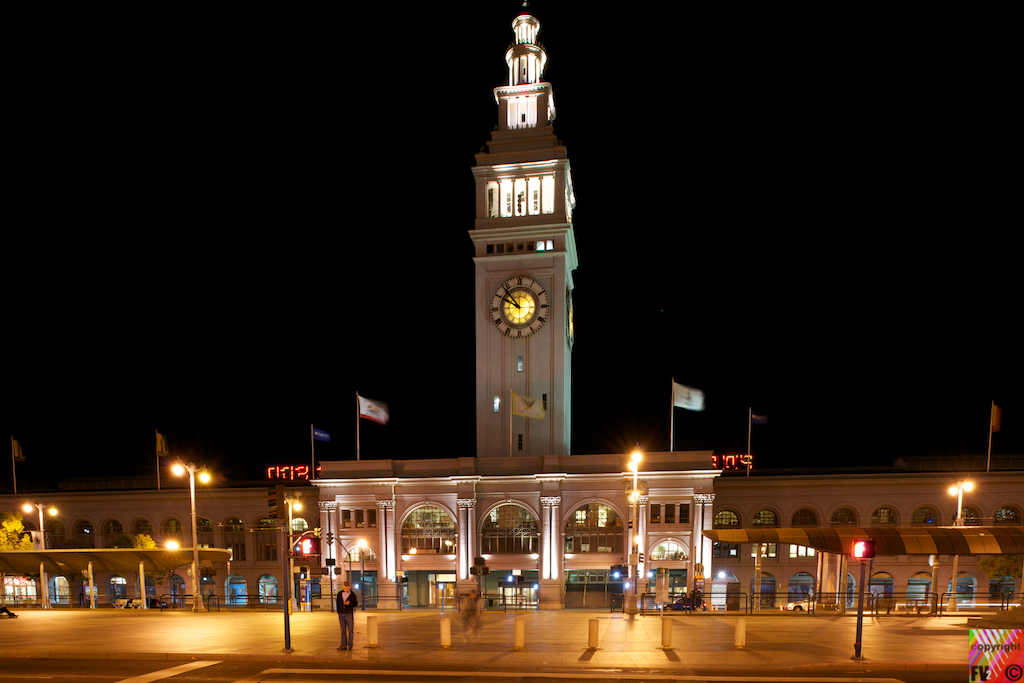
[0,548,232,575]
[701,526,1024,556]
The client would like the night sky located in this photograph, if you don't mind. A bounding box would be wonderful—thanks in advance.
[6,4,1020,494]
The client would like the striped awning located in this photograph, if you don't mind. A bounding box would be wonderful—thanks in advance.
[702,526,1024,556]
[0,548,232,575]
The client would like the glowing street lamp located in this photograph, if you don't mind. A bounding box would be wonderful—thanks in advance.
[626,447,643,615]
[173,461,211,612]
[23,502,57,609]
[947,480,973,612]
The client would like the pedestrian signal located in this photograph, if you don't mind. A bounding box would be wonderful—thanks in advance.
[852,540,875,559]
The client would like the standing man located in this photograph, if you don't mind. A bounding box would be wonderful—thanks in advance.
[336,581,358,650]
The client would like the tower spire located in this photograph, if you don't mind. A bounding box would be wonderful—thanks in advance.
[495,7,553,131]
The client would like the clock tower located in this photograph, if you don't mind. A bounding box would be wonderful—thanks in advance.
[471,9,578,459]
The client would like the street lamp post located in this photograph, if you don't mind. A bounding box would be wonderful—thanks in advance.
[947,480,974,612]
[23,502,57,608]
[626,448,642,615]
[172,461,211,612]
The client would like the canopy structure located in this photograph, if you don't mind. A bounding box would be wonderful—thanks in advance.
[702,526,1024,556]
[0,548,232,575]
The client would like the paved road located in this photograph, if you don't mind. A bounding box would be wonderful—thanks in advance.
[1,608,969,681]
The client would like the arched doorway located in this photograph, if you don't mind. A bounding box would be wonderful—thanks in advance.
[788,572,814,601]
[168,574,185,607]
[51,575,70,605]
[259,574,279,605]
[752,572,776,607]
[947,572,975,607]
[908,571,932,603]
[710,571,739,611]
[109,575,127,604]
[226,574,247,605]
[869,572,895,599]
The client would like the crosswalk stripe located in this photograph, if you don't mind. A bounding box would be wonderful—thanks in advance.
[116,661,221,683]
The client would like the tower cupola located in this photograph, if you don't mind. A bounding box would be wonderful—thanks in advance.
[494,10,554,131]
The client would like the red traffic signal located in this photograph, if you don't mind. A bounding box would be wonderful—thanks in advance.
[852,540,875,559]
[294,537,321,557]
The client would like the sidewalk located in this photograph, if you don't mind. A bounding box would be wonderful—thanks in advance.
[1,607,970,677]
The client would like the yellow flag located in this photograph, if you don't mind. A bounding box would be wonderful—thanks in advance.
[512,392,545,419]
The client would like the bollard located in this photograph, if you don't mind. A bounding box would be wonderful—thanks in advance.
[735,617,747,649]
[588,618,599,650]
[661,616,673,648]
[440,615,452,648]
[513,616,525,650]
[367,615,379,648]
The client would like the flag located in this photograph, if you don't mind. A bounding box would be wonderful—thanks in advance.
[751,413,768,425]
[358,396,390,425]
[312,428,331,442]
[156,432,169,454]
[512,392,545,419]
[672,382,705,412]
[12,437,25,462]
[991,404,1002,432]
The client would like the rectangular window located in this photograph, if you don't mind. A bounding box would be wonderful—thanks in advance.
[356,510,364,529]
[518,434,523,450]
[679,504,690,524]
[529,177,540,215]
[750,543,777,558]
[342,510,351,529]
[486,244,494,254]
[789,545,816,558]
[517,355,523,372]
[542,176,555,214]
[546,239,554,250]
[368,509,377,528]
[650,504,661,523]
[665,505,675,524]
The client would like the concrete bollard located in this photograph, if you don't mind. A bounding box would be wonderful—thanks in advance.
[440,615,452,648]
[662,617,672,649]
[367,615,379,648]
[735,617,747,649]
[513,616,525,650]
[588,618,599,649]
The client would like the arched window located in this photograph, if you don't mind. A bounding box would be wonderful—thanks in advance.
[564,503,623,554]
[911,506,939,525]
[226,574,247,605]
[163,518,184,547]
[102,519,123,547]
[871,507,898,525]
[788,572,815,601]
[291,517,308,533]
[73,520,95,548]
[401,506,456,553]
[197,516,214,548]
[651,542,687,561]
[958,506,981,526]
[132,519,153,536]
[995,505,1022,525]
[908,571,932,602]
[480,504,539,554]
[830,507,857,526]
[223,517,246,562]
[752,509,779,527]
[258,574,278,604]
[46,520,66,546]
[255,518,278,561]
[791,508,818,527]
[713,510,740,528]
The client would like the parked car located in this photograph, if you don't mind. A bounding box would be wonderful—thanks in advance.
[785,595,814,611]
[147,597,168,609]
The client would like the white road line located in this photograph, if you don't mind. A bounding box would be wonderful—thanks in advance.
[262,669,906,682]
[116,661,222,683]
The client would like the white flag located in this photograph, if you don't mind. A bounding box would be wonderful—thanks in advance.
[358,396,390,425]
[672,382,705,412]
[512,392,545,419]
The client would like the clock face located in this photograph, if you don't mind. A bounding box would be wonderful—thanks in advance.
[491,276,548,338]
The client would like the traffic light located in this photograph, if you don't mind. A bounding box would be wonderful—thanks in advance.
[852,540,876,559]
[267,484,285,519]
[325,531,334,546]
[293,537,321,557]
[299,566,309,579]
[638,553,645,563]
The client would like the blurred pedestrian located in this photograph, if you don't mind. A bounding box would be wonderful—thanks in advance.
[462,590,482,641]
[336,581,358,650]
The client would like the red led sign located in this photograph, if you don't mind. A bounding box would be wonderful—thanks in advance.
[711,454,753,470]
[267,465,323,481]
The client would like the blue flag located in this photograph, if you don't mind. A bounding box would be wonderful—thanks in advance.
[751,413,768,425]
[312,428,331,442]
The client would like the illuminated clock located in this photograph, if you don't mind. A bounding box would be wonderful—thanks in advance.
[490,276,548,338]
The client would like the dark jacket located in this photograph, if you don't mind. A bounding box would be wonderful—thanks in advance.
[337,589,359,614]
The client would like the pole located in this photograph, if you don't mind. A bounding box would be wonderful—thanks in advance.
[155,430,161,492]
[949,485,964,612]
[11,436,17,496]
[360,554,366,611]
[987,400,995,473]
[188,468,204,612]
[310,424,315,480]
[281,521,292,652]
[355,393,361,461]
[746,408,752,477]
[852,558,867,660]
[669,378,675,452]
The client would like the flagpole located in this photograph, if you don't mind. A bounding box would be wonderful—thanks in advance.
[747,408,753,477]
[155,429,161,491]
[356,392,361,462]
[310,424,315,477]
[987,397,995,473]
[669,377,675,452]
[10,436,16,496]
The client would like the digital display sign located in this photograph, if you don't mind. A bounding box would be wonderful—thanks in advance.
[711,454,753,470]
[267,465,322,481]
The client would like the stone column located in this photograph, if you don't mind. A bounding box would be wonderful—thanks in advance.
[693,493,715,594]
[319,501,338,603]
[540,496,563,609]
[376,499,399,610]
[638,495,649,595]
[457,498,477,596]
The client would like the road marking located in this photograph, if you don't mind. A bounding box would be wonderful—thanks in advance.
[116,661,221,683]
[263,669,905,682]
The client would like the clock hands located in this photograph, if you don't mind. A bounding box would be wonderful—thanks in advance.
[503,285,521,309]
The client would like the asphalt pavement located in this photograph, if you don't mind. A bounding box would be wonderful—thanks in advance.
[0,606,970,679]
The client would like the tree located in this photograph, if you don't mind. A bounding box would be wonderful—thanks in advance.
[978,554,1024,593]
[107,533,157,549]
[0,511,33,550]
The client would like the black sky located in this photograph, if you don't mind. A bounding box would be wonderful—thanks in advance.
[5,3,1020,493]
